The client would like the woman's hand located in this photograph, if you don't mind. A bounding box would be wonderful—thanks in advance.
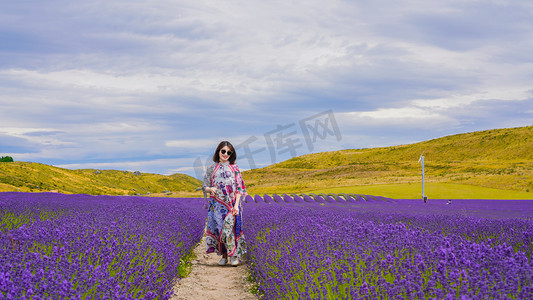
[232,194,241,215]
[232,206,239,216]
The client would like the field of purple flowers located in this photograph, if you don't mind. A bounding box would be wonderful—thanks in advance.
[2,191,532,299]
[243,194,533,299]
[0,192,206,299]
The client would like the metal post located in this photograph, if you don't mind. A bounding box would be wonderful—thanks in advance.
[419,154,427,203]
[421,155,425,199]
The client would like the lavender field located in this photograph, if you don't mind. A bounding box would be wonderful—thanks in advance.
[1,192,532,299]
[244,194,533,299]
[0,192,206,299]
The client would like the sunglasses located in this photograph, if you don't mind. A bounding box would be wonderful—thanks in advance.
[220,149,233,156]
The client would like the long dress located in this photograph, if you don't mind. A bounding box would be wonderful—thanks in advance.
[202,161,247,257]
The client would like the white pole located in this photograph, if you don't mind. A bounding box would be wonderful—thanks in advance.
[421,155,425,199]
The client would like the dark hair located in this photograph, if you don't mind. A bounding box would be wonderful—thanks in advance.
[213,141,237,164]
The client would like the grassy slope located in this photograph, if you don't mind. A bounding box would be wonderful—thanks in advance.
[311,183,533,200]
[0,162,201,196]
[1,126,531,199]
[242,126,533,199]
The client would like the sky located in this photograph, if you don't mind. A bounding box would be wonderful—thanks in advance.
[1,0,532,179]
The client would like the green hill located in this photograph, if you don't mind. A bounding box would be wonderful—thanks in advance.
[1,126,531,199]
[0,162,201,196]
[242,125,533,199]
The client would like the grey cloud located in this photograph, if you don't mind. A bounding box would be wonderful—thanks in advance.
[453,98,533,129]
[1,0,532,174]
[23,131,65,137]
[0,134,41,153]
[430,4,528,50]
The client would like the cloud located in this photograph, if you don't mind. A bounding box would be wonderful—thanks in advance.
[353,1,533,51]
[339,107,456,130]
[0,133,41,154]
[0,127,73,149]
[56,157,194,175]
[165,138,218,150]
[1,0,532,176]
[412,88,533,110]
[339,87,532,131]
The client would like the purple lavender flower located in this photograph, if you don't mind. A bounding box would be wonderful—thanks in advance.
[243,196,533,299]
[0,192,206,299]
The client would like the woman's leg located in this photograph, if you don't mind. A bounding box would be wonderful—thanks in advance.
[217,243,228,266]
[222,243,228,259]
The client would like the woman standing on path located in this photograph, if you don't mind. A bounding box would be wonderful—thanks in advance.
[202,141,247,266]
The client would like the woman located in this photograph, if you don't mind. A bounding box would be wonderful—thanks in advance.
[202,141,247,266]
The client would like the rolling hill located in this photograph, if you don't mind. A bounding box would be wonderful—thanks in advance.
[0,162,202,196]
[1,125,531,199]
[242,125,533,199]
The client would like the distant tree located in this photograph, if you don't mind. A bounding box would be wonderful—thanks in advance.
[0,156,14,162]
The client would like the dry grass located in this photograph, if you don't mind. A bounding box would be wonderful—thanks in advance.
[0,162,201,195]
[242,126,533,197]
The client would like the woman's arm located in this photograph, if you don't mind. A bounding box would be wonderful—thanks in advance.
[232,193,241,215]
[232,164,245,215]
[235,193,241,207]
[202,163,216,194]
[233,164,246,196]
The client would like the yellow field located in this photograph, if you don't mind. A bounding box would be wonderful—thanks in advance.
[243,126,533,198]
[308,182,533,200]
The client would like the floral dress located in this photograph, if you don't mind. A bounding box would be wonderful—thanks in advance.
[203,161,247,257]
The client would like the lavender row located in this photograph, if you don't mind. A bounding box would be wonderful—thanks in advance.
[244,193,393,204]
[243,199,533,299]
[0,192,206,299]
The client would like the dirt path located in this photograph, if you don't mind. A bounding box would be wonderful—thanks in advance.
[170,236,257,300]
